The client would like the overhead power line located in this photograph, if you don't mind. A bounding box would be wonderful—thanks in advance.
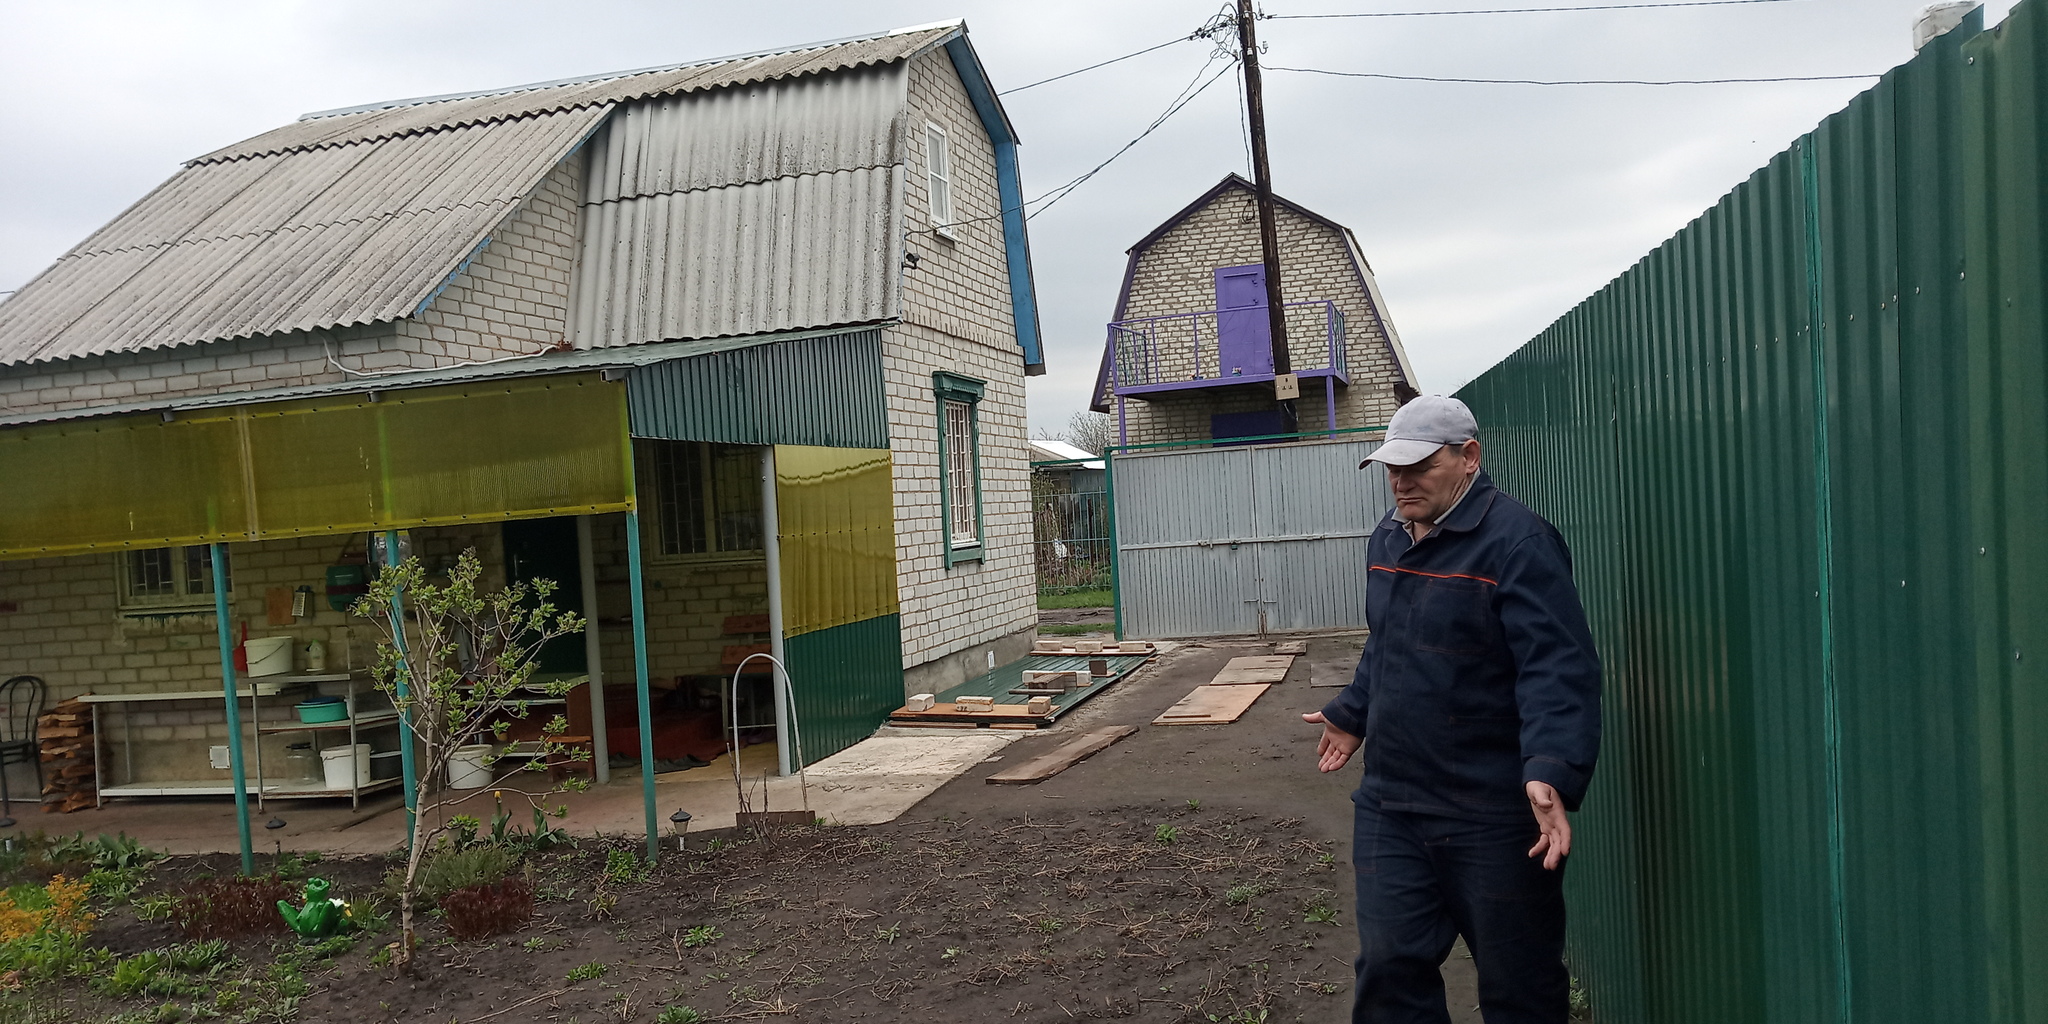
[1264,0,1803,18]
[1000,36,1197,95]
[1268,64,1878,85]
[1027,58,1238,218]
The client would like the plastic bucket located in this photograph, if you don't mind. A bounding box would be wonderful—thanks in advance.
[295,697,346,724]
[320,744,370,790]
[446,745,494,790]
[246,637,293,676]
[368,750,402,781]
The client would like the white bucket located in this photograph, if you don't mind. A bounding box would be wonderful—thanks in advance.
[246,637,293,676]
[446,745,494,790]
[320,743,370,790]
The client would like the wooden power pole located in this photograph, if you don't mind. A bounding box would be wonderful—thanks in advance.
[1235,0,1297,433]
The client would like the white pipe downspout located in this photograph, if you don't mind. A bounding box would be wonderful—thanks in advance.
[761,447,792,778]
[575,515,610,784]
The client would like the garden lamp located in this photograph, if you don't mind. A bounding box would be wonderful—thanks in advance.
[670,808,692,852]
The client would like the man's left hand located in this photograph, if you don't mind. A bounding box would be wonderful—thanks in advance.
[1525,781,1570,870]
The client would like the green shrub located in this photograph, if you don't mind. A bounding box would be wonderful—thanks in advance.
[416,846,515,905]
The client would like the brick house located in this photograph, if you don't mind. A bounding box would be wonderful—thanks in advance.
[1089,174,1416,446]
[0,22,1041,827]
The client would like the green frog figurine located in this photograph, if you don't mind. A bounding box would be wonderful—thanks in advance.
[278,877,347,940]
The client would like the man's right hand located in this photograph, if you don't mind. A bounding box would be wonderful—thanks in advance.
[1301,712,1362,773]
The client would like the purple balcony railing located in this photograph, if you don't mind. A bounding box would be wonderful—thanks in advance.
[1107,300,1347,396]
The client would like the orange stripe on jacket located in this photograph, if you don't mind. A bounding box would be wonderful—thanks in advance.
[1368,565,1500,587]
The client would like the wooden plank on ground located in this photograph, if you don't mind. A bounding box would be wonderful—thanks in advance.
[1273,640,1308,656]
[1153,684,1271,726]
[986,725,1138,784]
[1208,656,1293,685]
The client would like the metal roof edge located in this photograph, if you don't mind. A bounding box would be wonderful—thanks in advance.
[0,321,895,429]
[299,23,959,121]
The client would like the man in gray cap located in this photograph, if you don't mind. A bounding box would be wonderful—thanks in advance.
[1303,395,1602,1023]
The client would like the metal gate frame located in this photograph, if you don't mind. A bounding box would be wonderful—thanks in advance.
[1107,426,1389,639]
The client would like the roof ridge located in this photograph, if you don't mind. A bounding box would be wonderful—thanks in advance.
[298,21,960,122]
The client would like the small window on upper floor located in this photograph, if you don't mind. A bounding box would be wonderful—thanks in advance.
[925,123,955,237]
[118,545,230,613]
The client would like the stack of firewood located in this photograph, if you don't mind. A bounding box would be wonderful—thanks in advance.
[36,697,93,814]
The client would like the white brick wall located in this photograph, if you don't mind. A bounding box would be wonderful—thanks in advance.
[886,52,1036,670]
[0,158,582,418]
[1109,186,1410,446]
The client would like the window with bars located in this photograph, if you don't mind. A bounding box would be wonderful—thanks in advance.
[645,441,763,559]
[925,123,954,234]
[118,545,229,611]
[933,372,985,566]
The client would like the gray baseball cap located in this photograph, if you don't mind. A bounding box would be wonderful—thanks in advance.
[1360,395,1479,468]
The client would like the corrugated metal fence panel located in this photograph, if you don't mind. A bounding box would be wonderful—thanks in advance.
[1457,7,2048,1021]
[626,329,888,448]
[783,613,904,769]
[1112,438,1393,638]
[569,62,908,350]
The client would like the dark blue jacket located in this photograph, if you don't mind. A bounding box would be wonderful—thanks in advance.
[1320,470,1601,822]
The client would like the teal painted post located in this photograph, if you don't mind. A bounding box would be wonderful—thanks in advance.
[624,511,659,862]
[384,530,418,835]
[208,544,254,875]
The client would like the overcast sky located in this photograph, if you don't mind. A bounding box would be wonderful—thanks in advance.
[0,0,2014,440]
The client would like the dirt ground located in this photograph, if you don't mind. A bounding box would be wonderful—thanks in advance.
[10,633,1500,1024]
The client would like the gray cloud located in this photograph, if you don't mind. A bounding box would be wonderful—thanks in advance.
[0,0,2007,438]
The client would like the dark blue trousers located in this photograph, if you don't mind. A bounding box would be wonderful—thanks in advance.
[1351,799,1568,1024]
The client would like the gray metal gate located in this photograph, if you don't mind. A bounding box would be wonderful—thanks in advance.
[1113,438,1395,638]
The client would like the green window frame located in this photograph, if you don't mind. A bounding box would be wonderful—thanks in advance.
[934,371,986,567]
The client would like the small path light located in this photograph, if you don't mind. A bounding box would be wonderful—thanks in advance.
[670,808,692,853]
[266,817,287,873]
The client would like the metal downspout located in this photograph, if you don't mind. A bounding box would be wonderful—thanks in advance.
[575,516,610,784]
[208,543,253,875]
[624,511,659,862]
[761,448,791,777]
[1799,135,1853,1024]
[383,530,418,836]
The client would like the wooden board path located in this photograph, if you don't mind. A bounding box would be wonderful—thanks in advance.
[1208,656,1293,685]
[1273,641,1309,656]
[985,726,1138,784]
[1152,684,1271,726]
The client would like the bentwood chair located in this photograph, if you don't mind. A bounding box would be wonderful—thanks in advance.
[0,675,46,827]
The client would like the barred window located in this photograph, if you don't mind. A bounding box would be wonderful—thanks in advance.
[933,372,985,566]
[119,546,229,611]
[646,441,763,559]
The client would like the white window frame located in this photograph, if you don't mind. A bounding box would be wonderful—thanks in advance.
[641,440,765,565]
[117,545,230,614]
[933,372,985,566]
[925,122,955,237]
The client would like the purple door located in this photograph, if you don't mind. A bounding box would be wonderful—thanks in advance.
[1214,264,1273,377]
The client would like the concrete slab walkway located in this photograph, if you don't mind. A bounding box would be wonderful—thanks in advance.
[11,727,1026,857]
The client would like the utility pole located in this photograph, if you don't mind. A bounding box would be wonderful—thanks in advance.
[1235,0,1297,434]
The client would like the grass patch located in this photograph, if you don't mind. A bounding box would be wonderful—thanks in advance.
[1038,623,1111,637]
[1037,589,1111,609]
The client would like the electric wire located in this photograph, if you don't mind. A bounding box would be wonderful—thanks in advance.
[999,35,1197,95]
[1264,0,1803,18]
[1268,64,1878,85]
[1026,57,1238,220]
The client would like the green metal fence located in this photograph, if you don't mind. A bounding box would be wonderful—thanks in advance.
[1455,6,2048,1021]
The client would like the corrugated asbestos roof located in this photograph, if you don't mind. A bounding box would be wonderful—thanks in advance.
[194,26,957,164]
[0,24,959,368]
[569,61,908,349]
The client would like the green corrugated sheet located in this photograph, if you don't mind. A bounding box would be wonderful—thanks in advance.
[1455,6,2048,1021]
[627,329,888,448]
[782,614,903,768]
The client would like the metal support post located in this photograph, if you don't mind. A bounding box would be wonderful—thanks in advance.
[624,511,659,862]
[208,543,254,875]
[760,448,791,777]
[384,530,418,835]
[575,515,610,784]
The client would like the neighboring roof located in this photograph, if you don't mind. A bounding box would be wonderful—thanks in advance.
[1029,438,1105,470]
[0,24,962,369]
[1088,173,1412,411]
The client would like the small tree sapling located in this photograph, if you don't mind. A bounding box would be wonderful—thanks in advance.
[355,548,585,972]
